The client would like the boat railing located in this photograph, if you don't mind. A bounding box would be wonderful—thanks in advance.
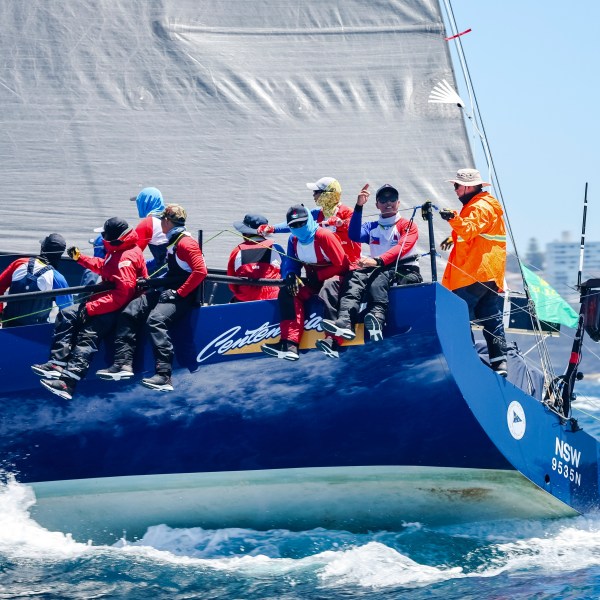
[0,272,285,308]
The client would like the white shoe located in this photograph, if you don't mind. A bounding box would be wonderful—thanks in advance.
[364,313,383,342]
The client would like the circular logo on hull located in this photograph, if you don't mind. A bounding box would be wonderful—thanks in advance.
[507,401,526,440]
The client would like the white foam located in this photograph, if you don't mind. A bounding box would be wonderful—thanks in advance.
[318,541,463,587]
[5,474,600,590]
[0,475,91,559]
[480,515,600,576]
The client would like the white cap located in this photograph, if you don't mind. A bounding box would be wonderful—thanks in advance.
[306,176,339,192]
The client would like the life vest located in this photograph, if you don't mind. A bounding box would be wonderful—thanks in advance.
[166,232,195,289]
[2,257,53,326]
[231,239,280,301]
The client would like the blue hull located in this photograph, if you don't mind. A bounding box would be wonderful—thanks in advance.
[1,283,598,540]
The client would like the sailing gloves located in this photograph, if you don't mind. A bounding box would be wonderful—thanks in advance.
[440,236,454,251]
[257,224,275,236]
[159,289,179,303]
[67,246,81,260]
[284,273,301,297]
[136,277,150,291]
[439,208,457,221]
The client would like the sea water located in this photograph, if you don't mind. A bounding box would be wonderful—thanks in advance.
[2,382,600,599]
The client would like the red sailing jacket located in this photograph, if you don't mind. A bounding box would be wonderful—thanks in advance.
[315,204,362,264]
[76,229,148,316]
[227,238,281,301]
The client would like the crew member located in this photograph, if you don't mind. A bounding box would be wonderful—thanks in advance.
[131,187,168,275]
[320,184,421,356]
[439,168,508,377]
[261,204,348,360]
[0,233,72,327]
[228,214,283,302]
[96,204,207,391]
[259,177,361,264]
[31,218,147,400]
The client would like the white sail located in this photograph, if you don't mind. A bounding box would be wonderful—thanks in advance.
[0,0,472,277]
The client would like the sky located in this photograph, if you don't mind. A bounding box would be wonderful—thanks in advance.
[442,0,599,254]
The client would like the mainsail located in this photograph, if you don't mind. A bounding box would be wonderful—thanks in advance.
[0,0,472,276]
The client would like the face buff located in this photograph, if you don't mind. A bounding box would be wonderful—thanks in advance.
[293,211,319,245]
[315,189,340,218]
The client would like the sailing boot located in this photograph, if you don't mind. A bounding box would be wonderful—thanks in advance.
[315,336,340,359]
[260,340,299,361]
[141,372,174,392]
[321,318,355,341]
[40,376,76,401]
[96,363,134,381]
[31,360,65,379]
[364,312,384,342]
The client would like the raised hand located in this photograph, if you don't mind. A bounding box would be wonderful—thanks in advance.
[356,184,370,206]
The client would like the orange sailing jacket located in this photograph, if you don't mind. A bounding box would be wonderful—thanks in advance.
[442,191,506,291]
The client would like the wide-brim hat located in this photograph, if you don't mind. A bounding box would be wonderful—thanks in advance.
[233,213,268,235]
[446,168,490,187]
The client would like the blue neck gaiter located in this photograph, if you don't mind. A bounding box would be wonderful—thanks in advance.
[292,212,318,245]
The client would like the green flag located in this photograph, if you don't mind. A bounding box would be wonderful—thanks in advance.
[521,264,579,328]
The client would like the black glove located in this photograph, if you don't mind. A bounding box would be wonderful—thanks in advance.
[440,235,454,251]
[305,270,321,289]
[284,273,301,297]
[77,303,89,325]
[439,208,457,221]
[159,289,179,303]
[137,277,150,291]
[67,246,81,260]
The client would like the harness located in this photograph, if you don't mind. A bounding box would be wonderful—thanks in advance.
[3,258,53,326]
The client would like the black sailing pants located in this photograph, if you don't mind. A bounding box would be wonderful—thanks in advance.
[49,303,119,381]
[113,291,194,375]
[319,265,422,326]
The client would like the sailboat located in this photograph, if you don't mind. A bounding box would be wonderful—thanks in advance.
[0,0,598,544]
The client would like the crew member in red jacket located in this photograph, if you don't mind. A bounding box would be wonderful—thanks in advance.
[96,204,207,391]
[259,177,361,264]
[228,214,282,302]
[31,217,148,400]
[261,204,349,361]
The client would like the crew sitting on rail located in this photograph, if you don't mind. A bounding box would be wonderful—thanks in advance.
[96,204,207,392]
[0,233,73,328]
[320,183,421,357]
[261,204,349,361]
[227,214,283,302]
[31,218,148,400]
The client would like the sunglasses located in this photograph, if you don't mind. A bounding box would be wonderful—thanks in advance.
[377,196,397,204]
[453,183,462,190]
[289,220,307,229]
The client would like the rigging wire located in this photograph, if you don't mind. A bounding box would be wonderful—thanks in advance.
[442,0,563,408]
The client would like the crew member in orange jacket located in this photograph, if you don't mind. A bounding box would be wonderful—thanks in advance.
[439,168,508,377]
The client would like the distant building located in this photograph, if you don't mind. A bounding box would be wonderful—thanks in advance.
[544,232,600,303]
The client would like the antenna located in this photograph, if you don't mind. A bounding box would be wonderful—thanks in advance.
[577,183,589,289]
